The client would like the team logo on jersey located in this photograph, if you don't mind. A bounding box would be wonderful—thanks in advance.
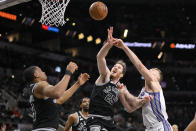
[103,85,118,105]
[77,119,87,131]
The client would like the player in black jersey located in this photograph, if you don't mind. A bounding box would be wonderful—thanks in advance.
[23,62,90,131]
[86,27,151,131]
[64,97,90,131]
[86,27,127,131]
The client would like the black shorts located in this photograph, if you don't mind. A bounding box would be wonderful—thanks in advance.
[86,117,117,131]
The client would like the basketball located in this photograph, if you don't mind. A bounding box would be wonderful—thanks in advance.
[89,1,108,21]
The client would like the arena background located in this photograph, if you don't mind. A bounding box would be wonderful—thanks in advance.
[0,0,196,130]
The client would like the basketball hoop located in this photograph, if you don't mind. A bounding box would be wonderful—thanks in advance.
[39,0,70,27]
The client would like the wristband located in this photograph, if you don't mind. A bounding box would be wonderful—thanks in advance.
[65,70,72,76]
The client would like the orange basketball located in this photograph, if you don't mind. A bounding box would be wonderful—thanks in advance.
[89,1,108,21]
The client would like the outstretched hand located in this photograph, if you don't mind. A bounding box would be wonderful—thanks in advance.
[66,62,78,74]
[117,82,128,94]
[141,95,153,105]
[78,73,90,86]
[107,26,118,46]
[107,26,113,44]
[113,39,126,49]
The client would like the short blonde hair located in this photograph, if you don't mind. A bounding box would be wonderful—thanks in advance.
[153,68,163,82]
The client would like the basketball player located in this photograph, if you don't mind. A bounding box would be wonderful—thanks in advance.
[185,113,196,131]
[86,27,151,131]
[113,39,173,131]
[23,62,90,131]
[64,97,90,131]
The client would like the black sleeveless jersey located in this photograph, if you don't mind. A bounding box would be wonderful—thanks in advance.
[89,80,119,117]
[29,83,59,129]
[72,111,87,131]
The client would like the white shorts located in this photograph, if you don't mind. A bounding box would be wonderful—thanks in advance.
[145,121,173,131]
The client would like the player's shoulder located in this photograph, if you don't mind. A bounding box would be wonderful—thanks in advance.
[35,81,50,89]
[68,112,78,120]
[69,112,78,119]
[33,81,50,96]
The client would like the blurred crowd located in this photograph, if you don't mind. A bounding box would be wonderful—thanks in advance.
[0,46,196,131]
[0,1,196,131]
[0,77,196,131]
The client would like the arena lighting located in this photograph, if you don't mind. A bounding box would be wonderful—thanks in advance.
[72,31,77,38]
[11,75,15,79]
[157,51,163,59]
[0,11,17,21]
[141,76,144,80]
[160,41,165,49]
[72,22,76,26]
[7,35,14,42]
[42,24,59,33]
[66,18,69,21]
[95,38,101,44]
[170,43,195,49]
[55,66,61,73]
[65,30,70,36]
[78,33,84,40]
[152,42,157,48]
[170,43,175,48]
[175,43,195,49]
[123,29,128,38]
[124,42,152,48]
[87,35,93,42]
[22,17,35,26]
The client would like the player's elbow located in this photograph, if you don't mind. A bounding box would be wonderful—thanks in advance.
[96,54,101,60]
[56,99,63,105]
[96,52,104,60]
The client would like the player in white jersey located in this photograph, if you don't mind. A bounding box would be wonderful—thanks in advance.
[112,38,173,131]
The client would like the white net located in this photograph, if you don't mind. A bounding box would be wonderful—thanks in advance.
[39,0,70,27]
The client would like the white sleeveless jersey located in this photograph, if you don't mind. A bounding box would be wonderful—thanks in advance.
[138,87,172,130]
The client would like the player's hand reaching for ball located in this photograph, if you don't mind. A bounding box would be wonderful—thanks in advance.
[78,73,90,86]
[113,39,126,49]
[66,62,78,74]
[107,26,116,46]
[141,95,153,105]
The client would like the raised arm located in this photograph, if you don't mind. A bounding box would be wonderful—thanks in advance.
[114,39,161,91]
[96,27,114,78]
[34,62,78,99]
[64,114,76,131]
[119,92,135,113]
[118,83,152,113]
[115,40,154,82]
[56,73,90,104]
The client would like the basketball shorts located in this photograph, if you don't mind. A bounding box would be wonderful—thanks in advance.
[86,116,117,131]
